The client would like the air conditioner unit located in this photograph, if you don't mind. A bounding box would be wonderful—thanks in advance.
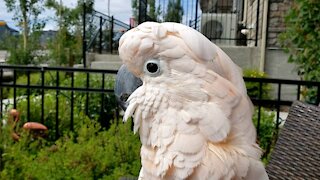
[201,13,237,46]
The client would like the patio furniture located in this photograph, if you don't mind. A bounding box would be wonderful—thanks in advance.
[266,101,320,179]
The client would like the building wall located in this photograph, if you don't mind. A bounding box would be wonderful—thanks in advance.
[267,0,292,47]
[265,48,300,101]
[220,46,261,69]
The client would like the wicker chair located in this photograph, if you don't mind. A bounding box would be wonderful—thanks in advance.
[266,101,320,179]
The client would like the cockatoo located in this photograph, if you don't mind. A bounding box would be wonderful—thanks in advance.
[115,22,268,180]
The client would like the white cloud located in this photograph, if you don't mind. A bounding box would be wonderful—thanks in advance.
[0,0,132,31]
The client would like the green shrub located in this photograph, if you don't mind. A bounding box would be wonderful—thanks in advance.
[279,0,320,82]
[0,118,141,179]
[0,88,10,99]
[301,87,318,104]
[243,69,272,99]
[279,0,320,103]
[252,107,277,164]
[7,48,35,65]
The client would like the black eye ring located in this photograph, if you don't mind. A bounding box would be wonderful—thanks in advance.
[146,62,159,73]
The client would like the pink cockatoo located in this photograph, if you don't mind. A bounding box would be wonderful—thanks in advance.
[115,22,268,180]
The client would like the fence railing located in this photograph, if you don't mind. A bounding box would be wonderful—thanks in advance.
[1,65,320,152]
[0,65,118,140]
[244,77,320,134]
[83,5,131,56]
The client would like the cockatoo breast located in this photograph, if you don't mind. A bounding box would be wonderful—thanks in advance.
[125,82,211,179]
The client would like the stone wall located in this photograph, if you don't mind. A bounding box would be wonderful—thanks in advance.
[267,0,292,47]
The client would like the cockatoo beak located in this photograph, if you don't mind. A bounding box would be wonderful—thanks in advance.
[115,64,143,110]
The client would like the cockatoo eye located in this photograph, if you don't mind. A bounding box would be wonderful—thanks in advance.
[144,59,161,76]
[147,63,158,73]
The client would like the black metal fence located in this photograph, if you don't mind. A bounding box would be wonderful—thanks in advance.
[0,65,118,140]
[137,0,261,46]
[244,77,320,135]
[1,65,320,144]
[83,4,131,56]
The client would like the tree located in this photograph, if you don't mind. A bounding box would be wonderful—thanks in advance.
[4,0,46,65]
[148,0,161,21]
[279,0,320,103]
[164,0,183,23]
[131,0,162,23]
[279,0,320,82]
[45,0,94,66]
[4,0,45,51]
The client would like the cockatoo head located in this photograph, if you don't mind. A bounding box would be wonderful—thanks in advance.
[115,22,247,110]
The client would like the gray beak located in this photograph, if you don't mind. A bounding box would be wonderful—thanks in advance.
[115,64,143,110]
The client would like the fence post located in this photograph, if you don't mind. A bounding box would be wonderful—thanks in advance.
[83,2,87,68]
[109,16,114,54]
[194,0,199,29]
[13,70,16,109]
[41,68,45,124]
[255,0,261,46]
[0,68,2,119]
[55,71,60,139]
[99,16,103,54]
[138,0,147,24]
[317,85,320,105]
[257,81,262,137]
[276,83,281,130]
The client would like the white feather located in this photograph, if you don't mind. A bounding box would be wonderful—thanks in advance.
[133,106,142,133]
[123,101,137,122]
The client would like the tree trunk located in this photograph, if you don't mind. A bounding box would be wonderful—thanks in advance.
[22,20,28,51]
[21,1,29,51]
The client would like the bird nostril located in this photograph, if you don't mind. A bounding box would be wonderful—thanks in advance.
[120,93,130,102]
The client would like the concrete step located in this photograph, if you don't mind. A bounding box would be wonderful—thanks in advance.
[94,53,121,62]
[0,50,9,62]
[90,61,122,70]
[1,71,14,82]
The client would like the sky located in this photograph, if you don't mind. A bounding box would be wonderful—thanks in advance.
[0,0,133,31]
[0,0,199,31]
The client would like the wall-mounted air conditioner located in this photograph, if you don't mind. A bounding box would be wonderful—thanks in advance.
[201,13,237,46]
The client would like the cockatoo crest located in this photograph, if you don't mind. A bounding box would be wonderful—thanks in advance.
[118,22,268,180]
